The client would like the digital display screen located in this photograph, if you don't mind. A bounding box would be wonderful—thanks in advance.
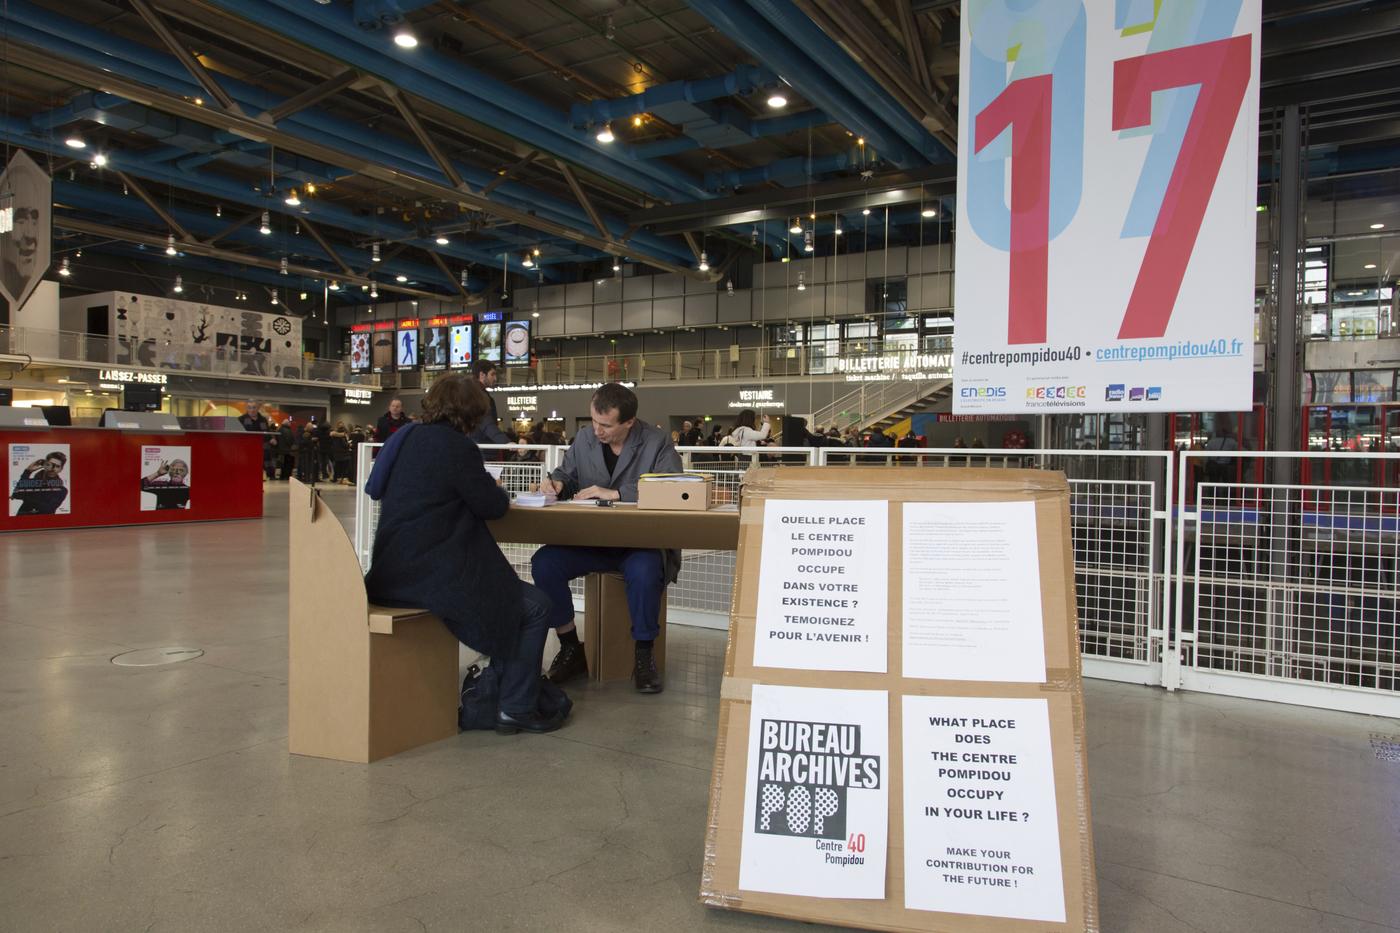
[422,327,448,369]
[396,328,419,369]
[503,320,530,365]
[350,333,370,372]
[478,321,501,362]
[371,331,394,372]
[449,324,473,368]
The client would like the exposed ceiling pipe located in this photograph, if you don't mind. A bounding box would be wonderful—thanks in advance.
[0,8,698,266]
[193,0,707,201]
[683,0,925,167]
[569,64,778,126]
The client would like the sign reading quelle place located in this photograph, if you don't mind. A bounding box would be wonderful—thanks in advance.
[952,2,1261,414]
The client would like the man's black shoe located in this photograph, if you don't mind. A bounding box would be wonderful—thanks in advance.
[633,651,663,694]
[495,709,564,735]
[546,641,588,684]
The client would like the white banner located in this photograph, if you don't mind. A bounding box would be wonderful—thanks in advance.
[953,1,1261,414]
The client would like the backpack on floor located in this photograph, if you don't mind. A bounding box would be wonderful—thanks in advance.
[458,663,573,731]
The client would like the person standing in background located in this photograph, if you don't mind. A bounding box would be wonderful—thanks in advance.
[276,418,296,480]
[238,401,274,480]
[375,398,410,442]
[469,361,509,445]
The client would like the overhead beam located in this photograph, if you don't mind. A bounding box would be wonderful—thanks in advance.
[4,41,706,279]
[1261,64,1400,109]
[681,231,704,263]
[380,82,470,193]
[54,216,447,299]
[1262,34,1400,87]
[482,150,540,196]
[428,250,471,300]
[206,209,260,245]
[893,0,936,98]
[554,158,612,241]
[1264,6,1400,57]
[128,0,242,115]
[631,166,956,234]
[115,170,193,242]
[300,217,354,276]
[261,68,361,123]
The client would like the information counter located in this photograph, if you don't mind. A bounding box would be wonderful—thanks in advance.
[1,422,264,532]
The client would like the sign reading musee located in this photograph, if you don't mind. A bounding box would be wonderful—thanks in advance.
[952,2,1260,414]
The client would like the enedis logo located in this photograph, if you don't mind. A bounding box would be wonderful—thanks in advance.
[1025,386,1087,400]
[960,386,1007,399]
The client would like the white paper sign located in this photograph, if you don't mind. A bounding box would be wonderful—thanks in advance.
[754,499,888,672]
[902,501,1045,682]
[740,685,888,899]
[902,696,1065,922]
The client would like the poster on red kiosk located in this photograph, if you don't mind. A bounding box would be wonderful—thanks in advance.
[8,443,71,516]
[139,445,192,511]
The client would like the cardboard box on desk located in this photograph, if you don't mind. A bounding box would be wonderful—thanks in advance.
[637,474,713,511]
[700,467,1098,932]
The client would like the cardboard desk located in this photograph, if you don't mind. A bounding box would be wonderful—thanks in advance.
[487,502,740,682]
[487,501,740,550]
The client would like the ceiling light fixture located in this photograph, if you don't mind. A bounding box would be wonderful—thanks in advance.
[271,289,279,305]
[532,309,540,318]
[797,271,806,291]
[804,230,814,252]
[92,153,107,167]
[396,273,408,282]
[58,257,71,277]
[698,250,709,272]
[767,93,787,109]
[300,291,308,300]
[596,123,615,144]
[522,253,534,268]
[305,182,317,195]
[1371,223,1386,230]
[165,234,177,256]
[862,207,871,216]
[215,204,222,218]
[173,274,183,294]
[460,268,469,287]
[632,115,643,128]
[259,211,271,235]
[284,189,301,206]
[370,283,378,299]
[435,235,449,245]
[612,258,622,272]
[329,280,340,291]
[789,219,802,234]
[371,242,381,262]
[393,28,418,49]
[1365,263,1378,269]
[280,256,289,275]
[922,207,937,218]
[64,135,85,149]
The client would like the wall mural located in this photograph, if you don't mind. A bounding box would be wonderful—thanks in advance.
[109,293,304,378]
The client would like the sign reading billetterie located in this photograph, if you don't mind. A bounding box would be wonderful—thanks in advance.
[952,1,1261,414]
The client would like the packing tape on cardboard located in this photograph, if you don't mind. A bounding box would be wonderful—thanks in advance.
[720,676,757,702]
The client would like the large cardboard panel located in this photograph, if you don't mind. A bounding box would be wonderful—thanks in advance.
[583,572,669,682]
[701,468,1098,932]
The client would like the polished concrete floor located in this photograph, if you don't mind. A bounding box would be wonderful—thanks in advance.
[1,485,1398,932]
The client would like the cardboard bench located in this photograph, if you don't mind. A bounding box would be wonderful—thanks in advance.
[583,572,668,682]
[288,479,459,763]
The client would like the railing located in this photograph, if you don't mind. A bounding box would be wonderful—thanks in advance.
[346,442,1400,717]
[808,376,951,432]
[0,323,374,388]
[507,343,952,387]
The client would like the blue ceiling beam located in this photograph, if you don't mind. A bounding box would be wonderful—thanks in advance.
[3,1,697,265]
[570,64,777,127]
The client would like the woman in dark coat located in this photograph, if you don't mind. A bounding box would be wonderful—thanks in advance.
[364,375,562,735]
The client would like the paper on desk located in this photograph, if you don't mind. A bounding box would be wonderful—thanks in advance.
[512,491,556,509]
[640,472,706,482]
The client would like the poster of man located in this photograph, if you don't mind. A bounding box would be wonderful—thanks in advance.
[8,443,70,516]
[0,151,52,312]
[139,446,192,511]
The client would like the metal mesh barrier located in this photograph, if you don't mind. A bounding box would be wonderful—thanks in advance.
[1189,483,1400,693]
[1070,480,1158,663]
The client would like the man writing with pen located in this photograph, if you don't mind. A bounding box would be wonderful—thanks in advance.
[530,382,681,694]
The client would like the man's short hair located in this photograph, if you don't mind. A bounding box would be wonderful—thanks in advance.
[591,382,638,423]
[472,360,497,379]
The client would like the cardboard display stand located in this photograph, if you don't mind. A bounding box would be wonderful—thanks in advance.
[583,572,668,682]
[701,467,1098,932]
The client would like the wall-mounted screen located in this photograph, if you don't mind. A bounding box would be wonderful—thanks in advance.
[503,320,530,366]
[478,321,501,362]
[449,324,473,368]
[423,327,448,369]
[396,328,419,368]
[371,330,394,372]
[350,333,370,372]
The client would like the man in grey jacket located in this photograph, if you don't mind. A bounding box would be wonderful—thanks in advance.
[532,383,682,694]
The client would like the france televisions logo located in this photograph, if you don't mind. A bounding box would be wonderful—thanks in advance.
[753,719,882,841]
[1129,387,1146,402]
[1105,384,1125,402]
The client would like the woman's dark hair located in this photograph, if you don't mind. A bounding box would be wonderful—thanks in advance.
[735,409,757,430]
[421,374,489,435]
[591,382,638,422]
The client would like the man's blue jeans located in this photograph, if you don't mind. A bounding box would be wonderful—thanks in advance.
[531,546,664,641]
